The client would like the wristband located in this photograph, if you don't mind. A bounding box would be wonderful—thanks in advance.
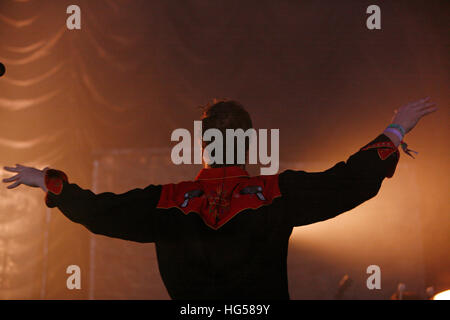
[384,128,403,142]
[383,124,418,159]
[387,123,406,137]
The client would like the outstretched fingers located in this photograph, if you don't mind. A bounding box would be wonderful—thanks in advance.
[417,101,437,111]
[4,166,22,173]
[3,165,25,189]
[2,173,20,183]
[413,98,436,110]
[6,180,21,189]
[411,97,431,107]
[419,106,438,117]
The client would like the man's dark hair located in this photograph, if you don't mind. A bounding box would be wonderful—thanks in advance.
[200,99,253,167]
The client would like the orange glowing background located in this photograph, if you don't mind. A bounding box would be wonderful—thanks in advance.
[0,0,448,299]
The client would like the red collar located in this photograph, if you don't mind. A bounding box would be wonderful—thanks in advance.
[195,166,249,181]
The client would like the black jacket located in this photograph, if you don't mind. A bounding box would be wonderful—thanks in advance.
[45,134,399,299]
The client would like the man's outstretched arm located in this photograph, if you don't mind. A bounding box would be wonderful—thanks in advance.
[2,166,162,243]
[278,97,438,227]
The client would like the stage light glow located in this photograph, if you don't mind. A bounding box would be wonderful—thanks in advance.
[432,289,450,300]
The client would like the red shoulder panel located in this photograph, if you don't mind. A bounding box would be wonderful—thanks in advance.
[157,174,281,230]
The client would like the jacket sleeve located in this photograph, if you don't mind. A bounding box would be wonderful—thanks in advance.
[44,169,162,243]
[278,134,400,227]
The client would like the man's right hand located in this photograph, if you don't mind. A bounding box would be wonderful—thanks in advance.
[2,164,48,192]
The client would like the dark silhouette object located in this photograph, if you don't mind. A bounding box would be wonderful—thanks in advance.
[0,62,5,77]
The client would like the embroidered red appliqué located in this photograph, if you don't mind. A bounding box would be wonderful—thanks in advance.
[44,169,69,208]
[45,169,68,195]
[361,141,399,160]
[157,172,281,230]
